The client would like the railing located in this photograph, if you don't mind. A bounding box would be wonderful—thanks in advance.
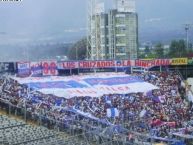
[0,98,183,145]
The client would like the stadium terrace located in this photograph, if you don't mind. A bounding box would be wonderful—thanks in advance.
[0,59,193,144]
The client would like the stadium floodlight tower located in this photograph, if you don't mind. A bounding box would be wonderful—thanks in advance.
[87,0,106,60]
[116,0,136,12]
[184,24,193,51]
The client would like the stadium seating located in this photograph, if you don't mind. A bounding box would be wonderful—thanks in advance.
[0,115,69,145]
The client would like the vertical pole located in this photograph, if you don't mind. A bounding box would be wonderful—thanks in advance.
[76,47,78,61]
[131,66,133,74]
[77,67,79,75]
[24,99,27,122]
[86,0,89,60]
[25,87,29,123]
[185,26,189,51]
[87,0,93,60]
[186,65,187,79]
[113,12,116,60]
[9,103,11,116]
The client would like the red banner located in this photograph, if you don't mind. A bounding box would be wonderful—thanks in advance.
[79,60,116,68]
[56,59,177,70]
[135,59,171,68]
[57,61,78,69]
[42,61,58,76]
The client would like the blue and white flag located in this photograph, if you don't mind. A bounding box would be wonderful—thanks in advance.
[55,99,62,107]
[107,108,119,118]
[105,96,111,104]
[144,90,153,97]
[158,96,165,103]
[139,109,147,118]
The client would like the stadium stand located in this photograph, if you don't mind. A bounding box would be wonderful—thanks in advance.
[1,71,193,145]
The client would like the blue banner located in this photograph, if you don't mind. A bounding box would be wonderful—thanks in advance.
[17,62,30,77]
[25,80,88,89]
[30,62,42,77]
[84,76,143,86]
[0,62,15,73]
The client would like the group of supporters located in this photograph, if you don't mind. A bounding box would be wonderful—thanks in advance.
[0,71,193,143]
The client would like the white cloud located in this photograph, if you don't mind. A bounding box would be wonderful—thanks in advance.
[63,27,87,33]
[145,18,162,23]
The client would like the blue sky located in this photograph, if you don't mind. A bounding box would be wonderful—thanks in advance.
[0,0,192,44]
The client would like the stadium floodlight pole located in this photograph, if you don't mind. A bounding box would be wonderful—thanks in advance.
[86,0,93,60]
[184,24,193,51]
[185,24,189,51]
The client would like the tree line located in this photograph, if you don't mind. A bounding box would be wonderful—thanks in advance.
[68,38,193,60]
[139,39,193,59]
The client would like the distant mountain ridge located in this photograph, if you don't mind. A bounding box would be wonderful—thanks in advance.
[139,28,193,44]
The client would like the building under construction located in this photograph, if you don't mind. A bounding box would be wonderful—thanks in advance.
[87,0,138,60]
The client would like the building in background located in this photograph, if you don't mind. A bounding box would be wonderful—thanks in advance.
[87,0,138,60]
[108,9,138,59]
[90,2,108,60]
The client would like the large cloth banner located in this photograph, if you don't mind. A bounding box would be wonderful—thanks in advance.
[17,62,30,77]
[30,62,42,77]
[42,61,58,76]
[12,73,158,99]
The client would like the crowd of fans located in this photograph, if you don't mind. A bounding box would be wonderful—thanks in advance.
[0,71,193,143]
